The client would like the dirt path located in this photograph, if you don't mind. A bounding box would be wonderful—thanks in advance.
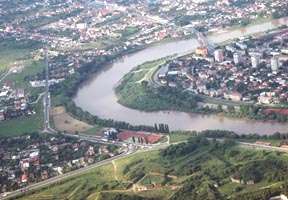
[135,67,158,84]
[67,185,82,199]
[149,172,178,179]
[112,160,118,181]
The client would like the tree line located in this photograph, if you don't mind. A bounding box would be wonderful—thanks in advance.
[64,100,170,134]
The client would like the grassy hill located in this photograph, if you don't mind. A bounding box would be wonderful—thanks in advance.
[17,137,288,200]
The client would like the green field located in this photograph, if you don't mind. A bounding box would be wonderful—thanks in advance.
[115,58,172,111]
[0,39,41,73]
[16,137,288,200]
[115,57,199,113]
[17,150,169,200]
[169,131,197,143]
[4,60,45,92]
[0,59,46,137]
[18,164,128,200]
[0,102,43,137]
[84,125,103,135]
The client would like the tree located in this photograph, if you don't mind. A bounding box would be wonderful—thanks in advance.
[141,80,148,88]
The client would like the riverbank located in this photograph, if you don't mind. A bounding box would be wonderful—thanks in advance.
[115,58,175,111]
[115,57,288,124]
[115,58,199,112]
[72,17,288,135]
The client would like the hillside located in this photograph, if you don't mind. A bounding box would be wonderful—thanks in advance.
[17,137,288,200]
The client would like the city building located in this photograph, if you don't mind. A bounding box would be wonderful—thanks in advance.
[269,194,288,200]
[251,53,261,68]
[271,56,280,72]
[195,47,209,57]
[117,131,163,144]
[233,52,242,65]
[214,49,224,62]
[0,110,5,121]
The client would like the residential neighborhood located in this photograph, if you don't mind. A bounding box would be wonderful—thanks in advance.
[156,28,288,106]
[1,0,288,199]
[0,133,121,195]
[0,83,34,121]
[0,0,287,123]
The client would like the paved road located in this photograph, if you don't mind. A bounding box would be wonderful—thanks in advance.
[209,137,288,152]
[239,141,288,152]
[1,135,286,200]
[42,48,56,134]
[0,136,169,200]
[0,146,138,200]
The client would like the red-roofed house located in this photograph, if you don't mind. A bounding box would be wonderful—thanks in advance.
[21,173,28,183]
[263,108,288,116]
[117,131,163,144]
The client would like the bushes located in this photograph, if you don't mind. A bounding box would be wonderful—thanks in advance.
[160,136,208,159]
[97,193,159,200]
[169,174,224,200]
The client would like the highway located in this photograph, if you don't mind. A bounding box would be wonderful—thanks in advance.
[1,134,287,200]
[0,141,170,200]
[0,144,139,200]
[42,48,55,134]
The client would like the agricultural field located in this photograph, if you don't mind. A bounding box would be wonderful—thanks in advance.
[51,106,93,134]
[16,137,288,200]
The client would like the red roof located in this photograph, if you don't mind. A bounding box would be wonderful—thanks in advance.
[117,131,163,144]
[21,174,28,183]
[263,108,288,116]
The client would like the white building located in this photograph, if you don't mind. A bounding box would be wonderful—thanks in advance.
[251,54,261,68]
[271,56,280,72]
[214,49,224,63]
[233,52,242,64]
[269,194,288,200]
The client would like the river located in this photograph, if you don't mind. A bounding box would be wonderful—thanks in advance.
[74,17,288,135]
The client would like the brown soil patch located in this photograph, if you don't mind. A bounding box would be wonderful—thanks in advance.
[52,106,93,133]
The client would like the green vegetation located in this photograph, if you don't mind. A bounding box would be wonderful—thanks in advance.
[116,59,168,111]
[84,125,103,135]
[0,102,43,137]
[0,37,45,137]
[18,164,130,200]
[5,60,45,92]
[169,131,196,143]
[17,137,288,200]
[0,59,45,137]
[0,38,41,73]
[120,26,140,39]
[115,57,288,123]
[115,59,199,112]
[51,46,162,133]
